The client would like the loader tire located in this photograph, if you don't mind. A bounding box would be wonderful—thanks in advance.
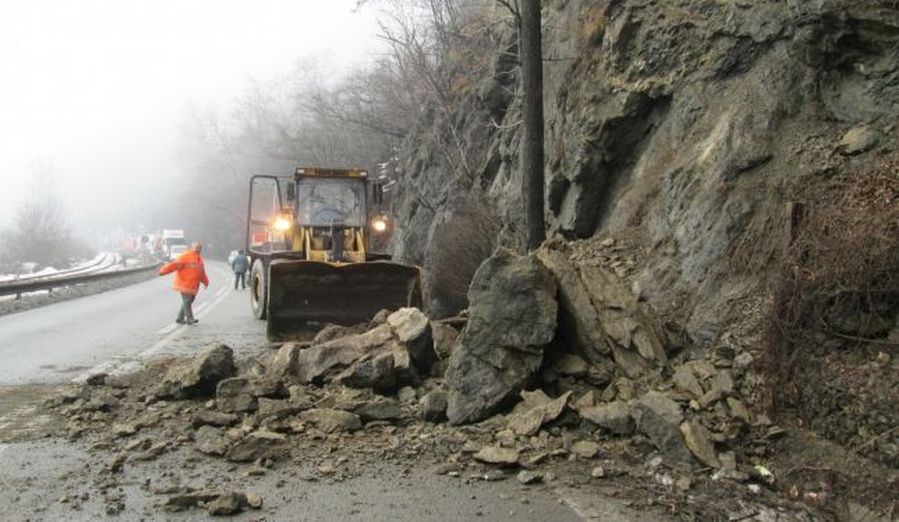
[250,260,267,320]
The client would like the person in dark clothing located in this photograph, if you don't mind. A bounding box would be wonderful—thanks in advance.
[231,250,250,290]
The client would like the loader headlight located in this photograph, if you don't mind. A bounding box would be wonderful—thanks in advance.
[372,217,388,233]
[273,216,292,232]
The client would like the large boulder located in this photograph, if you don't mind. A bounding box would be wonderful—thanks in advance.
[445,249,558,424]
[536,240,667,378]
[159,344,236,399]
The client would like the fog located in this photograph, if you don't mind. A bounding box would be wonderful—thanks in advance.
[0,0,382,244]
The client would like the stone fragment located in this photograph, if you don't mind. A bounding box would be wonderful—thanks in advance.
[165,489,225,511]
[572,391,595,411]
[354,399,403,422]
[571,440,600,459]
[554,354,588,377]
[86,373,108,386]
[680,420,720,468]
[387,307,437,372]
[516,470,543,485]
[726,397,751,423]
[335,351,397,392]
[225,430,290,462]
[300,408,362,433]
[112,423,138,437]
[507,390,571,436]
[216,377,257,413]
[838,124,881,155]
[313,323,367,344]
[207,492,243,516]
[420,390,448,422]
[446,249,557,424]
[267,342,302,381]
[474,446,520,465]
[397,386,417,403]
[699,371,734,407]
[578,400,634,435]
[257,398,301,419]
[631,403,693,463]
[673,366,704,398]
[192,410,239,428]
[244,493,263,509]
[159,344,236,399]
[591,466,606,478]
[194,426,230,456]
[431,322,460,359]
[636,391,684,425]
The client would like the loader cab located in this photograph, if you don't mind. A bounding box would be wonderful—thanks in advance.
[246,168,375,264]
[244,166,414,331]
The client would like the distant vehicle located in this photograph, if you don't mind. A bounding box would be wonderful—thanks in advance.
[228,250,239,265]
[161,229,187,260]
[169,243,188,260]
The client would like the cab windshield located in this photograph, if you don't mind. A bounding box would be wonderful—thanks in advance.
[296,178,365,227]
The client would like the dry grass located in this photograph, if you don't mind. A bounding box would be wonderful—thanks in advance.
[766,153,899,408]
[426,192,501,316]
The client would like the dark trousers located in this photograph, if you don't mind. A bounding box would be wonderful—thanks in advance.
[177,292,196,323]
[234,272,246,290]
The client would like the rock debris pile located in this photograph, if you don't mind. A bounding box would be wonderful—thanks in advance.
[44,246,819,519]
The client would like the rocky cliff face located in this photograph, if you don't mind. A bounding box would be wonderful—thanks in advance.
[390,0,899,345]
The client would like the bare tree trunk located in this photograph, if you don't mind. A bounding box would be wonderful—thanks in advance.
[519,0,545,251]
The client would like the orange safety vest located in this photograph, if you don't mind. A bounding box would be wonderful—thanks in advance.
[159,250,209,295]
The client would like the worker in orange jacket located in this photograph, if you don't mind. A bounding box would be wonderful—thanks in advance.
[159,242,209,324]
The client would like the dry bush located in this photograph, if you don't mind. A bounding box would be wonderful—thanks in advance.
[766,154,899,407]
[426,192,500,317]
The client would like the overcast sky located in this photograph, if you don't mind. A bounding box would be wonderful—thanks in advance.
[0,0,382,235]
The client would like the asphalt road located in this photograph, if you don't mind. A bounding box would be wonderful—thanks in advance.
[0,261,260,386]
[0,261,652,521]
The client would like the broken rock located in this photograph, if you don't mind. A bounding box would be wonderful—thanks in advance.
[160,343,236,399]
[192,410,239,428]
[334,351,397,392]
[420,390,448,422]
[194,425,230,456]
[226,430,290,462]
[680,420,720,468]
[268,342,302,382]
[215,377,258,413]
[578,400,634,435]
[506,390,571,436]
[474,446,520,466]
[353,399,403,422]
[300,408,362,433]
[387,307,437,372]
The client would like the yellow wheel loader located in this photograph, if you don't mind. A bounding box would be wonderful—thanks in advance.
[246,167,422,340]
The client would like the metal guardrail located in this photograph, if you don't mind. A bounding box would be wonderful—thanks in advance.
[0,262,161,298]
[0,253,114,284]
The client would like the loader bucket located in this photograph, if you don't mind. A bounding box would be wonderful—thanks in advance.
[266,259,423,340]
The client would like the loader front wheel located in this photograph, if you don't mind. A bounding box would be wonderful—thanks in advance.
[250,260,267,320]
